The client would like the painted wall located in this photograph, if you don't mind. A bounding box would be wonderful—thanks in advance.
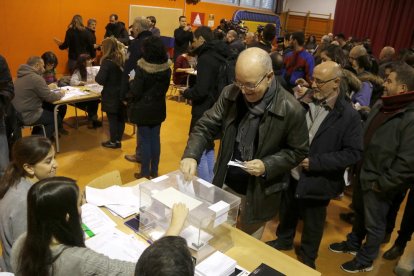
[283,0,337,18]
[0,0,268,76]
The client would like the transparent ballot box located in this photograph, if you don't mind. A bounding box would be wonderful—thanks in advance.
[139,170,241,260]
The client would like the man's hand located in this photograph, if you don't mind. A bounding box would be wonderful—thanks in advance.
[295,78,310,87]
[180,158,197,181]
[53,37,63,46]
[165,203,189,236]
[243,159,266,176]
[184,25,191,32]
[300,158,310,171]
[48,83,58,90]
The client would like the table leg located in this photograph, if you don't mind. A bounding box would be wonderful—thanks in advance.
[54,104,60,152]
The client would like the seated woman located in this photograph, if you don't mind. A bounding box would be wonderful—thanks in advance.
[0,136,57,272]
[70,54,102,129]
[11,176,189,275]
[41,51,68,135]
[173,52,196,86]
[128,36,172,179]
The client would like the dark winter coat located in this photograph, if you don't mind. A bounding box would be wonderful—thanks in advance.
[59,28,93,61]
[95,59,123,113]
[127,59,171,126]
[104,22,129,45]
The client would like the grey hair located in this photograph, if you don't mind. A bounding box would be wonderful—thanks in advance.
[321,35,331,43]
[26,56,42,67]
[133,16,151,32]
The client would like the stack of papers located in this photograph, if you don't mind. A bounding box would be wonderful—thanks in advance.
[84,83,103,93]
[85,228,149,262]
[59,86,88,101]
[86,185,140,218]
[195,251,237,276]
[81,203,116,235]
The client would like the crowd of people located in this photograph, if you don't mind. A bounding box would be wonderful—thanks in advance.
[0,10,414,276]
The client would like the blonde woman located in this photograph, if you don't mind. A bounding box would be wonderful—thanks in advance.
[54,15,94,73]
[96,37,126,148]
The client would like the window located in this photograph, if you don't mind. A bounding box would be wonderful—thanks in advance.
[203,0,275,10]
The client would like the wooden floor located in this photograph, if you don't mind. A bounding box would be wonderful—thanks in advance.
[50,96,403,275]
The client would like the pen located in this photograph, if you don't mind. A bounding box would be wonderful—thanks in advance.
[135,231,153,245]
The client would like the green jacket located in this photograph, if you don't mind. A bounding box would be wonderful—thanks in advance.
[360,99,414,197]
[183,80,309,223]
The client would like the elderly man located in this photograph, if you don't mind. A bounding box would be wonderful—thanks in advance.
[244,32,257,48]
[267,61,363,269]
[86,18,99,59]
[180,47,309,238]
[122,17,153,167]
[329,63,414,273]
[12,56,64,138]
[378,46,395,78]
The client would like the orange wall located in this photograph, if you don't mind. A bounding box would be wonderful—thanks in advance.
[0,0,270,77]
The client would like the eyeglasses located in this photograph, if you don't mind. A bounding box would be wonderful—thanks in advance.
[233,72,270,91]
[313,77,337,88]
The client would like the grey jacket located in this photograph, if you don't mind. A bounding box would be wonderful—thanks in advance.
[11,233,136,276]
[0,178,31,272]
[183,80,309,223]
[12,64,62,124]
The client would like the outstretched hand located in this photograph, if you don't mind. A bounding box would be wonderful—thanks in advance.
[165,203,189,236]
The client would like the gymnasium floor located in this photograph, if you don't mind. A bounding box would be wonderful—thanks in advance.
[51,96,402,275]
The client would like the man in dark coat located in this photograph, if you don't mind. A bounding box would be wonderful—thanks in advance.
[330,62,414,273]
[86,18,98,59]
[0,55,14,173]
[180,48,309,239]
[122,17,153,164]
[104,14,130,46]
[267,61,363,269]
[173,16,193,62]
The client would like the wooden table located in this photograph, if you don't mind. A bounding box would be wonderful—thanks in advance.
[53,88,101,152]
[97,179,320,276]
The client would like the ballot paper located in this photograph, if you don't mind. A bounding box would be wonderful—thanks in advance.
[195,250,237,276]
[85,228,149,262]
[84,83,103,93]
[151,187,202,211]
[81,203,116,235]
[227,160,247,169]
[59,86,88,101]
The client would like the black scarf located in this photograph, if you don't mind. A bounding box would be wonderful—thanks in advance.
[236,79,276,160]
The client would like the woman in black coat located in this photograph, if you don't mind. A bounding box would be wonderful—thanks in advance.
[95,37,125,148]
[128,36,172,179]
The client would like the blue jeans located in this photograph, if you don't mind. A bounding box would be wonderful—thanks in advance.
[0,117,9,174]
[138,124,161,177]
[346,189,391,266]
[197,149,215,182]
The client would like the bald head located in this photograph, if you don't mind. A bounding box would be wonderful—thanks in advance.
[350,45,367,58]
[314,61,342,79]
[236,48,272,77]
[379,46,395,62]
[312,61,342,100]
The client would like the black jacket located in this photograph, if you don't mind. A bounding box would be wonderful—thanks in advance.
[95,59,123,113]
[120,30,153,100]
[127,59,171,126]
[86,28,97,58]
[59,28,93,61]
[173,27,193,60]
[295,97,363,200]
[183,80,309,223]
[0,55,14,119]
[104,22,129,45]
[183,41,229,120]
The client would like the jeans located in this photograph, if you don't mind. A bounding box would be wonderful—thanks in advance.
[106,112,125,142]
[197,149,215,182]
[138,124,161,177]
[347,189,391,266]
[277,177,330,264]
[32,109,56,138]
[0,117,9,174]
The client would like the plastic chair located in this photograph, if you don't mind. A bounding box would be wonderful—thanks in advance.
[87,170,123,189]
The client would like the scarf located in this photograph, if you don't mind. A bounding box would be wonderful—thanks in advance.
[236,80,276,160]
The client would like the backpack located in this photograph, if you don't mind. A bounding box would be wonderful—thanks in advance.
[213,53,237,101]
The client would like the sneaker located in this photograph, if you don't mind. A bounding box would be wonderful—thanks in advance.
[101,141,121,149]
[266,239,293,251]
[341,259,373,273]
[329,241,358,255]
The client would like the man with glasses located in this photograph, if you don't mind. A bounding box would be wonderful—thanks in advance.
[267,61,363,269]
[180,47,309,239]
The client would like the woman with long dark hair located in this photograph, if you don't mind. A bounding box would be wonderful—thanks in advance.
[0,136,57,272]
[54,15,94,73]
[70,54,102,129]
[128,36,172,179]
[10,177,189,276]
[96,37,126,148]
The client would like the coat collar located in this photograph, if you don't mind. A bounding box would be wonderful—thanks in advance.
[137,58,172,73]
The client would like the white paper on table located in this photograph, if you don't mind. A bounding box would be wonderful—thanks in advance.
[81,203,117,235]
[227,160,247,169]
[152,187,202,211]
[209,201,230,228]
[105,204,139,218]
[180,225,213,251]
[195,250,237,276]
[85,228,149,262]
[84,83,103,93]
[176,174,195,196]
[85,185,140,207]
